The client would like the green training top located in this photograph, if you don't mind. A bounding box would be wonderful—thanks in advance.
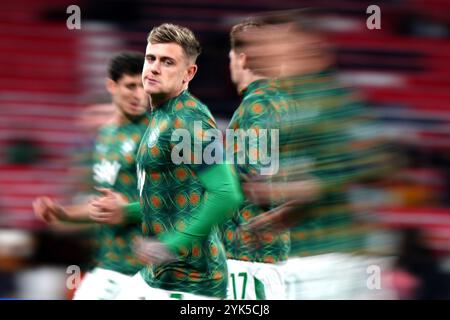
[275,69,394,256]
[91,114,149,275]
[221,79,291,263]
[136,90,239,298]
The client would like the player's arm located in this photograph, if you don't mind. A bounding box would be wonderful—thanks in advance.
[134,162,244,265]
[89,188,142,225]
[133,163,244,265]
[160,163,244,254]
[161,110,244,254]
[242,200,305,233]
[33,196,95,224]
[34,189,141,225]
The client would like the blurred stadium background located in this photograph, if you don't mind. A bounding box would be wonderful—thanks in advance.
[1,0,450,299]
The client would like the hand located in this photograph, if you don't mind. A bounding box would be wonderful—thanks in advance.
[32,197,68,224]
[242,203,301,233]
[243,210,286,234]
[133,237,176,265]
[242,182,285,205]
[32,197,69,224]
[89,188,128,225]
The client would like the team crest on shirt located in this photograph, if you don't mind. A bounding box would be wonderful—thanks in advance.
[147,127,160,148]
[93,159,121,185]
[121,139,136,155]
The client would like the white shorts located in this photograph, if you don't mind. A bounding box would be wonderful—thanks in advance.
[226,259,286,300]
[73,267,133,300]
[281,253,397,299]
[115,271,219,300]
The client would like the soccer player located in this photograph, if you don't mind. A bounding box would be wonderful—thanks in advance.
[239,11,395,299]
[220,20,291,300]
[33,52,150,300]
[242,9,392,242]
[95,24,244,300]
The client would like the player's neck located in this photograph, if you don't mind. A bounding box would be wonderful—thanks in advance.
[238,73,267,95]
[114,110,145,125]
[151,88,185,108]
[283,56,333,77]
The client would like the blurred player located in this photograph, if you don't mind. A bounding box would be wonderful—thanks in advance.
[243,9,392,235]
[94,24,243,300]
[239,10,395,299]
[70,103,116,202]
[33,52,150,299]
[220,20,292,300]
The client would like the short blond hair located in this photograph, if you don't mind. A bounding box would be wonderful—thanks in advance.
[147,23,202,62]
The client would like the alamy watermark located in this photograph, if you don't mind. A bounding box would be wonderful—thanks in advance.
[366,5,381,30]
[66,265,82,290]
[67,4,380,31]
[366,265,382,290]
[66,5,81,30]
[169,121,279,176]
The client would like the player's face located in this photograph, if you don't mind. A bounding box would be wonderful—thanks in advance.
[143,42,195,103]
[109,74,148,117]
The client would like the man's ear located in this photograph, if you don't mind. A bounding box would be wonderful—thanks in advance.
[106,78,116,95]
[239,52,248,70]
[183,64,198,84]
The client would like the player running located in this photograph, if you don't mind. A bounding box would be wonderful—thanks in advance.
[33,52,150,299]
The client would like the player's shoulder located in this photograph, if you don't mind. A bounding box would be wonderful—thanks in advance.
[137,112,152,128]
[172,91,208,110]
[241,91,283,119]
[96,121,116,137]
[171,91,214,121]
[244,79,284,103]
